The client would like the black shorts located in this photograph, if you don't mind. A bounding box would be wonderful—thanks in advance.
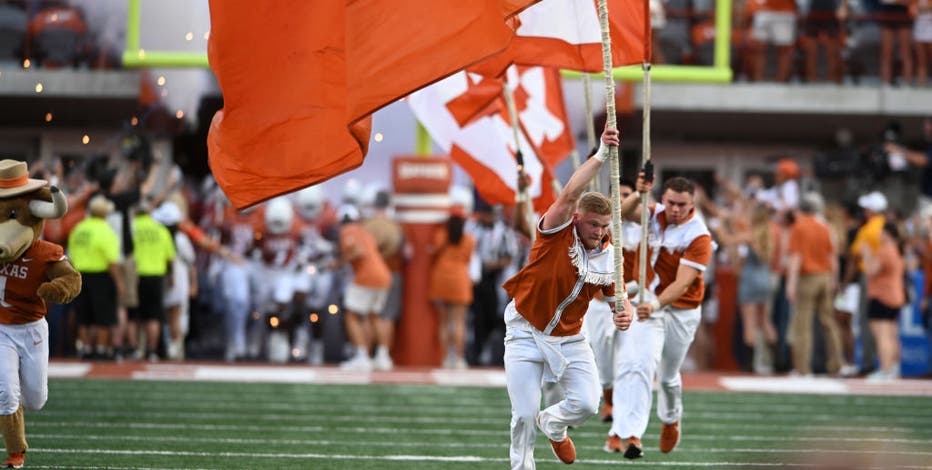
[76,272,117,327]
[867,298,901,321]
[129,276,165,322]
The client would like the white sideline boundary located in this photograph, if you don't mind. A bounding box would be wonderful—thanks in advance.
[47,361,932,396]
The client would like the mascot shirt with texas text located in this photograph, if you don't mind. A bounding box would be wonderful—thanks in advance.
[0,240,65,324]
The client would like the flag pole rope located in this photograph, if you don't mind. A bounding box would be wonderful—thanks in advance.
[638,61,652,305]
[596,0,627,303]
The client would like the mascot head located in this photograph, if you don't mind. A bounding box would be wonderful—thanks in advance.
[0,160,68,264]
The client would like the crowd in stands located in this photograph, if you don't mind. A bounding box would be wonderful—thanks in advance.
[2,0,931,84]
[0,0,121,69]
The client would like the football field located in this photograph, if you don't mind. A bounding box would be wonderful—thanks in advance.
[17,369,932,469]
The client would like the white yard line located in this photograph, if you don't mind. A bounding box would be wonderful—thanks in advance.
[28,433,932,449]
[25,449,932,469]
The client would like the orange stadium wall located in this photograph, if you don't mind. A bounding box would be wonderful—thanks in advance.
[391,156,452,366]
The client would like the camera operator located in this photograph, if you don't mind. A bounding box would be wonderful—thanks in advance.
[884,117,932,213]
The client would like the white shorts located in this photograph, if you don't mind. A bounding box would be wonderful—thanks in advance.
[751,11,797,46]
[915,13,932,43]
[344,283,389,315]
[834,283,861,315]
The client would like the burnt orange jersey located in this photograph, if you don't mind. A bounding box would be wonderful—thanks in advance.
[503,219,615,337]
[0,240,67,324]
[648,205,713,310]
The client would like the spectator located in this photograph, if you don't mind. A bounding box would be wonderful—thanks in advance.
[825,202,861,376]
[68,195,122,359]
[917,0,932,86]
[866,0,914,85]
[746,0,798,81]
[465,199,518,366]
[800,0,847,83]
[128,203,175,362]
[0,2,27,64]
[737,202,778,373]
[615,174,714,458]
[152,201,196,361]
[650,0,668,64]
[335,205,393,371]
[786,193,844,376]
[429,206,475,369]
[862,222,906,379]
[25,1,87,68]
[362,191,405,366]
[844,190,888,370]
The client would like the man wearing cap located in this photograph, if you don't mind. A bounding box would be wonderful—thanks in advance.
[843,190,888,370]
[334,205,392,371]
[68,195,123,359]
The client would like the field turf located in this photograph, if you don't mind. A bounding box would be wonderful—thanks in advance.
[16,378,932,469]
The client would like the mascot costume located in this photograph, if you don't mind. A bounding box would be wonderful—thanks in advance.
[0,160,81,468]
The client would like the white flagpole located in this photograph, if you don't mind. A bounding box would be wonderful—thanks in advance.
[638,62,652,305]
[596,0,627,303]
[504,78,535,243]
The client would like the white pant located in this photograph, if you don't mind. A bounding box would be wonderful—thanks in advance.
[610,306,701,439]
[0,319,49,414]
[505,332,600,470]
[581,299,617,389]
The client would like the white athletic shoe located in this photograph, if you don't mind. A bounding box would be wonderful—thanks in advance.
[373,349,394,371]
[340,353,372,372]
[838,363,859,377]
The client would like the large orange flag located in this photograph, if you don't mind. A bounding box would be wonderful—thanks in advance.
[472,0,649,76]
[207,1,537,209]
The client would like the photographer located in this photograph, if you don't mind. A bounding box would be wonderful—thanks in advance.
[884,117,932,213]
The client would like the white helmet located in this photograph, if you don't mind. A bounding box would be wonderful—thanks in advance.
[341,178,362,205]
[264,197,294,235]
[449,185,474,214]
[295,185,324,220]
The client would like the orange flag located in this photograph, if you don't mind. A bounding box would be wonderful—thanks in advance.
[472,0,649,76]
[207,1,537,209]
[409,68,570,213]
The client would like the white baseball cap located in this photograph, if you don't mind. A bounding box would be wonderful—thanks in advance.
[857,191,887,213]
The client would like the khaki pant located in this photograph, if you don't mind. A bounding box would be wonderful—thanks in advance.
[121,257,139,309]
[790,272,843,374]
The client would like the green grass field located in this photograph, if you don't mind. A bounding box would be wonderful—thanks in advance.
[17,378,932,469]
